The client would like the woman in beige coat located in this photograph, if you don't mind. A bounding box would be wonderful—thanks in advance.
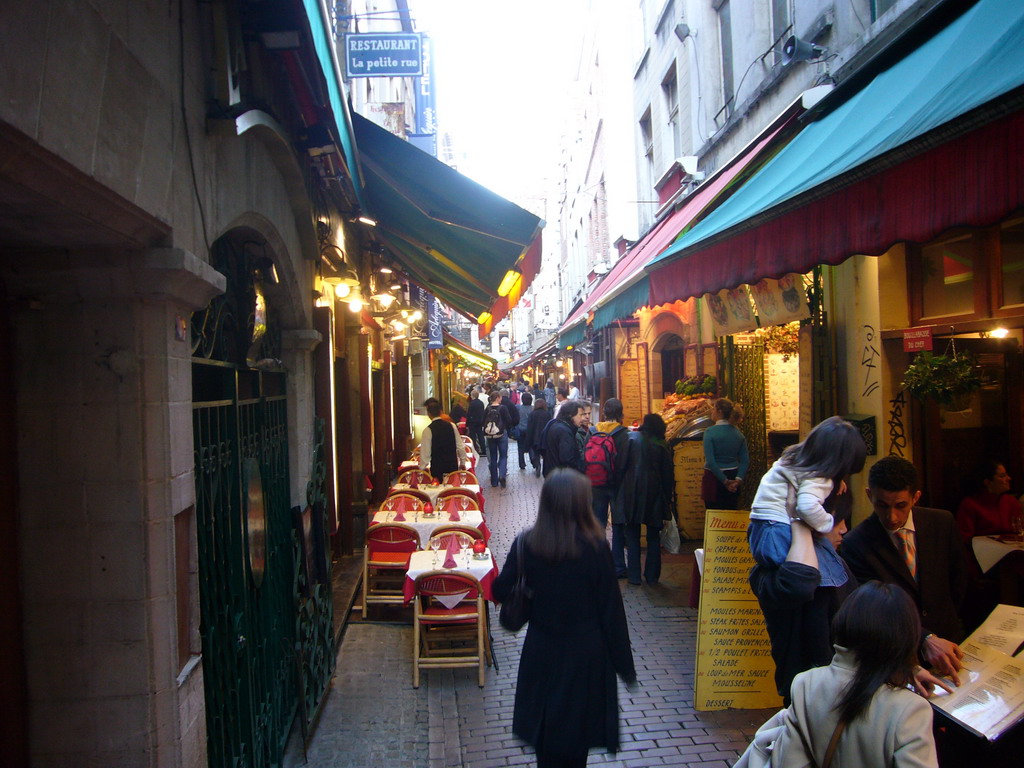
[775,581,938,767]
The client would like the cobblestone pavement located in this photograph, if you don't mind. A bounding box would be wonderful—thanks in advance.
[287,440,773,767]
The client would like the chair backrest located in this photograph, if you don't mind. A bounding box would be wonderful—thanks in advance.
[414,570,481,601]
[366,523,421,552]
[397,468,432,485]
[382,491,427,510]
[430,525,484,545]
[437,487,478,504]
[443,470,479,486]
[435,495,480,513]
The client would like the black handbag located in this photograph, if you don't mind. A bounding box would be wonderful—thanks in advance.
[498,534,533,632]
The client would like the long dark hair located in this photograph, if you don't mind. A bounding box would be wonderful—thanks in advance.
[780,416,866,482]
[832,581,920,723]
[526,469,605,561]
[640,413,667,442]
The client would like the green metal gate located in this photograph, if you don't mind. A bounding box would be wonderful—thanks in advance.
[193,363,296,767]
[721,338,768,509]
[189,233,307,768]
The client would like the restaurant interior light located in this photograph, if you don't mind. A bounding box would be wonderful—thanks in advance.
[477,311,492,325]
[496,268,521,297]
[991,327,1009,338]
[357,216,378,227]
[333,282,352,299]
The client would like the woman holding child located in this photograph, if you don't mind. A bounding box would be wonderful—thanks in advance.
[747,416,866,704]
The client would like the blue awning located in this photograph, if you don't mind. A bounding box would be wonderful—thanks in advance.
[648,0,1024,299]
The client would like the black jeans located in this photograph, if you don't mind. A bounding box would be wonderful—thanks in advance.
[624,523,662,584]
[591,487,626,574]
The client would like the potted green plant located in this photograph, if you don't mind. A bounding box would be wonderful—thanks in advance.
[901,350,981,411]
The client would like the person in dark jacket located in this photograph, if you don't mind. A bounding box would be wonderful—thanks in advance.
[589,398,634,578]
[524,398,552,477]
[494,469,636,767]
[542,401,586,477]
[516,392,535,469]
[467,387,486,456]
[617,413,675,585]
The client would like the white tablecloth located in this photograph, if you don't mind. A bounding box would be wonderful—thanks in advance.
[404,549,499,604]
[972,535,1024,573]
[371,509,485,548]
[390,483,481,504]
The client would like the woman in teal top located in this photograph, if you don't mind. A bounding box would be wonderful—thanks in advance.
[701,398,750,510]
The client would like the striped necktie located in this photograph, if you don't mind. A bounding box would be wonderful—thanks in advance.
[895,528,917,579]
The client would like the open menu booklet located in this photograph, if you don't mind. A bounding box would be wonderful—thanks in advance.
[929,604,1024,741]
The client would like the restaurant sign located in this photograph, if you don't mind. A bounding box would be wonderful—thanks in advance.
[345,33,423,78]
[903,327,933,352]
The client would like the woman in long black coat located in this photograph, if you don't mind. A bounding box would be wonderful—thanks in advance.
[617,413,675,585]
[494,469,636,768]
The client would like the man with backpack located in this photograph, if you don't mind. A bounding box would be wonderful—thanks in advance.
[586,398,632,577]
[483,391,517,488]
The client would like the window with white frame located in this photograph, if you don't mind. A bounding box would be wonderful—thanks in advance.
[639,108,655,191]
[715,0,734,120]
[771,0,792,62]
[663,65,682,159]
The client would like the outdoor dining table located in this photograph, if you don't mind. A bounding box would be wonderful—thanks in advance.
[390,482,482,504]
[403,548,500,604]
[972,534,1024,573]
[370,507,490,546]
[398,454,478,473]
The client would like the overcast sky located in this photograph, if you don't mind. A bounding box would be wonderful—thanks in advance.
[412,0,586,205]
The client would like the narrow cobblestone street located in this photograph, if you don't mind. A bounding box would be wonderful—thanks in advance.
[286,440,773,768]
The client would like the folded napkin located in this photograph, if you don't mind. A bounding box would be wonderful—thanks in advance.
[448,509,460,522]
[393,510,406,521]
[442,536,460,568]
[436,591,470,609]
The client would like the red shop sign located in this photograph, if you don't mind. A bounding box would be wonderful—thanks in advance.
[903,327,934,352]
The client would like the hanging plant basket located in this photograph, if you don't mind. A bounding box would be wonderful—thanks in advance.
[901,349,981,409]
[943,391,975,413]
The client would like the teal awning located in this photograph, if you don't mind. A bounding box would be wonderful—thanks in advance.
[648,0,1024,302]
[353,113,543,321]
[558,323,585,350]
[593,276,650,331]
[302,0,363,207]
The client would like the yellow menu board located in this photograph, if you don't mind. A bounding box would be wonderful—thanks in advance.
[695,509,783,711]
[673,440,705,539]
[618,358,649,424]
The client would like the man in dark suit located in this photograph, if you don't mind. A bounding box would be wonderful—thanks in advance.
[841,456,968,681]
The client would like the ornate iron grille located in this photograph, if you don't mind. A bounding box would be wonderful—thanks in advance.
[722,338,768,509]
[193,364,296,768]
[295,418,335,736]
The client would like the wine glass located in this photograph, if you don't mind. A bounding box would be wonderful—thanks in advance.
[459,496,469,511]
[459,533,471,566]
[430,535,442,567]
[1013,513,1024,541]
